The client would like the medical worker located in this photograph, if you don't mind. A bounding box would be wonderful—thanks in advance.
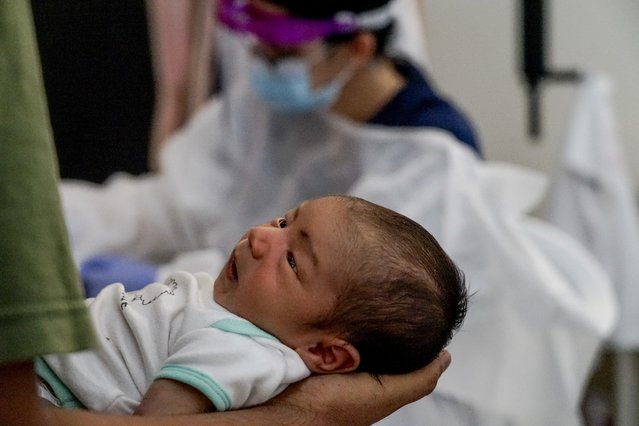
[63,0,617,424]
[74,0,480,292]
[0,2,450,424]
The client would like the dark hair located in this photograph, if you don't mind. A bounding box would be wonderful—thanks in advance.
[314,195,469,375]
[265,0,393,19]
[266,0,396,56]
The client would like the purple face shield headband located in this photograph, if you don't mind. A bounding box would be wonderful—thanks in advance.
[217,0,394,48]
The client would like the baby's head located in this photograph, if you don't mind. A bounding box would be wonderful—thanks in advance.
[214,195,468,375]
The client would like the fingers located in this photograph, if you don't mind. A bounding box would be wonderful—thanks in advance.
[262,350,453,426]
[379,350,452,405]
[424,350,452,392]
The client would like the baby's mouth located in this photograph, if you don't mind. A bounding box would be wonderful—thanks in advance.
[229,252,238,281]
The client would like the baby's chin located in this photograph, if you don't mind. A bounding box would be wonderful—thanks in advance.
[212,274,227,305]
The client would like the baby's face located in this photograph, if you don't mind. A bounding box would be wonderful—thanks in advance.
[214,197,349,349]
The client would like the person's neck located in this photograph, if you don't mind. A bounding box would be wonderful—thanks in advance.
[330,58,406,123]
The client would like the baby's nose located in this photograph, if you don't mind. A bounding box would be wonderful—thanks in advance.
[248,225,284,259]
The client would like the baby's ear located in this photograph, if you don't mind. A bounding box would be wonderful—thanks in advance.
[295,337,360,374]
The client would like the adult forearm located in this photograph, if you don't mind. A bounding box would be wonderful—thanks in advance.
[3,351,451,425]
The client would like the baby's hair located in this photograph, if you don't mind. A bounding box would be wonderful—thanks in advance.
[314,195,468,375]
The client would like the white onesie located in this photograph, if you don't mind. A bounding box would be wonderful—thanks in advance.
[36,271,310,413]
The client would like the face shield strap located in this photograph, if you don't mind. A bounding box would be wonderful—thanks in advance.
[334,2,395,32]
[217,0,395,47]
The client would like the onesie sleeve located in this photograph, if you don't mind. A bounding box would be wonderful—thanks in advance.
[155,324,310,410]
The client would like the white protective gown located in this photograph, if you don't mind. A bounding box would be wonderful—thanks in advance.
[545,74,639,350]
[62,70,616,424]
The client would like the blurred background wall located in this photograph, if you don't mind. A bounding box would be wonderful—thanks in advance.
[423,0,639,189]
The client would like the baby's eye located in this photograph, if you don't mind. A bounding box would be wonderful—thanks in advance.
[286,251,297,273]
[278,218,287,228]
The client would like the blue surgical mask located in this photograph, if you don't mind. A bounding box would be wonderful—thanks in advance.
[248,55,348,113]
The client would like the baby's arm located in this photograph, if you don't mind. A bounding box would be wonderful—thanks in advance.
[135,379,214,415]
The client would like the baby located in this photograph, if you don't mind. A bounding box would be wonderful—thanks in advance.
[37,195,468,414]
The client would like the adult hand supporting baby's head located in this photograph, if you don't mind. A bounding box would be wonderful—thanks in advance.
[262,350,452,425]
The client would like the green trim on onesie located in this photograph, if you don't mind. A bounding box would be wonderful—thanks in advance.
[156,364,232,411]
[34,357,85,409]
[211,318,277,341]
